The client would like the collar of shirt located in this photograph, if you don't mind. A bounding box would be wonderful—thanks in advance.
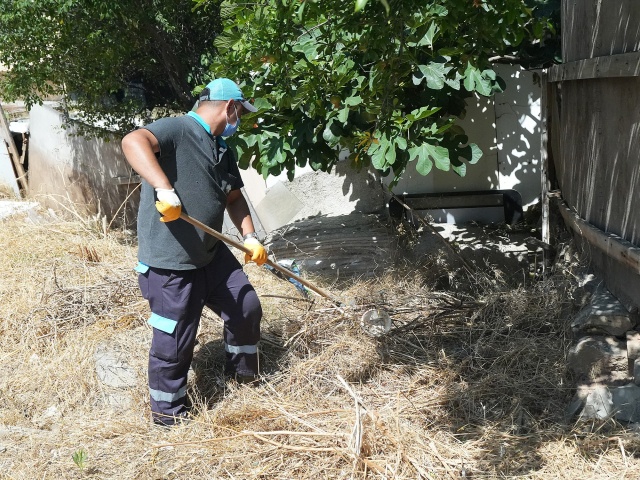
[187,111,228,150]
[187,111,212,135]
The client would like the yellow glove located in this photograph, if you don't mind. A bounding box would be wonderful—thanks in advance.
[155,188,181,222]
[243,235,267,266]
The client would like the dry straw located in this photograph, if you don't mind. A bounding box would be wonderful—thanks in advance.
[1,201,640,479]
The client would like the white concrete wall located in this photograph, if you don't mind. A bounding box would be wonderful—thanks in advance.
[24,64,542,231]
[387,63,542,223]
[244,64,543,228]
[28,103,139,225]
[494,64,542,209]
[0,142,20,197]
[390,94,500,196]
[239,158,386,232]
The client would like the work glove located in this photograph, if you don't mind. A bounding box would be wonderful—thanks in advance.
[243,235,268,266]
[155,187,181,222]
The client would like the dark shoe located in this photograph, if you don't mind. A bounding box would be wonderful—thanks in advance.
[234,373,260,386]
[152,411,192,427]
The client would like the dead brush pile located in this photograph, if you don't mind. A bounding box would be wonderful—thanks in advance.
[2,206,640,479]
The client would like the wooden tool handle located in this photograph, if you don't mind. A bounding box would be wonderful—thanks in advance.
[179,213,341,305]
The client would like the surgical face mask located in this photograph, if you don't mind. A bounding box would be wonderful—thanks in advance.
[221,105,240,137]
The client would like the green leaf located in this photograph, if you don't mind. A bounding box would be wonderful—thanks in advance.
[308,149,325,171]
[444,71,463,90]
[434,121,454,135]
[261,162,271,179]
[344,95,363,107]
[355,0,368,12]
[386,142,396,165]
[426,144,450,171]
[408,142,450,174]
[463,63,476,92]
[483,69,496,81]
[410,145,433,176]
[418,63,446,90]
[406,106,440,122]
[295,1,306,23]
[469,143,482,164]
[429,5,448,16]
[369,137,390,169]
[219,3,242,20]
[268,139,286,165]
[338,106,349,124]
[252,97,272,111]
[72,449,87,471]
[463,63,492,96]
[451,162,466,177]
[214,30,242,51]
[322,119,342,147]
[438,46,460,56]
[417,22,437,47]
[292,37,319,62]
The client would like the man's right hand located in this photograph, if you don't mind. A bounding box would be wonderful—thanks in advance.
[155,188,181,222]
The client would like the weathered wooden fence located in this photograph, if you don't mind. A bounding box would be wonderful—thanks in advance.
[544,0,640,309]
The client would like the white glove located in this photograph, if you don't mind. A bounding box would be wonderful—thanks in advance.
[155,188,181,207]
[154,188,181,222]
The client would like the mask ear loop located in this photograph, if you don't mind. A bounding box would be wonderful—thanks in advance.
[227,101,239,127]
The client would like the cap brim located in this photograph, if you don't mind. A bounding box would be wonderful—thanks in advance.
[240,100,258,113]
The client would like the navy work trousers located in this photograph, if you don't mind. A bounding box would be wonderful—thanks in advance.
[138,243,261,424]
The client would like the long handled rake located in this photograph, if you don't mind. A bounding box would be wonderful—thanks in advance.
[179,213,391,336]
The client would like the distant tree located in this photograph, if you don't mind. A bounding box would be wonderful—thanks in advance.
[0,0,220,132]
[200,0,555,183]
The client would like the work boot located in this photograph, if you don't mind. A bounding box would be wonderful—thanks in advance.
[224,365,260,386]
[234,373,260,387]
[153,412,192,428]
[152,404,192,427]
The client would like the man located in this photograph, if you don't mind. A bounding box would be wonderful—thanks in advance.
[121,78,267,426]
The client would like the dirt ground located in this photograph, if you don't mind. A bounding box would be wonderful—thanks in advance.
[2,199,640,479]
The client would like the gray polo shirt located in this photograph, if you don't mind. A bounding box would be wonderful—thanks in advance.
[136,115,244,270]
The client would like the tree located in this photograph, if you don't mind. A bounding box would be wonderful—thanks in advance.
[0,0,220,133]
[0,0,556,183]
[201,0,552,183]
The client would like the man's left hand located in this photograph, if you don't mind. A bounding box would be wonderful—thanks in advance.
[243,237,268,266]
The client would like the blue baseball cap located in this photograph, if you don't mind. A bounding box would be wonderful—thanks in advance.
[199,78,257,112]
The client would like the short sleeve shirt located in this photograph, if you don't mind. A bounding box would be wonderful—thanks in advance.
[136,115,244,270]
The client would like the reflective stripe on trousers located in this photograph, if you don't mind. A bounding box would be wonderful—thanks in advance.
[149,385,187,403]
[225,342,259,355]
[138,243,262,422]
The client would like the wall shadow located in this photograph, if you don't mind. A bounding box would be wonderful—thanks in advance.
[66,125,139,229]
[28,104,139,228]
[493,66,542,208]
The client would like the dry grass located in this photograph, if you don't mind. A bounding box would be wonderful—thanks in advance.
[1,201,640,479]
